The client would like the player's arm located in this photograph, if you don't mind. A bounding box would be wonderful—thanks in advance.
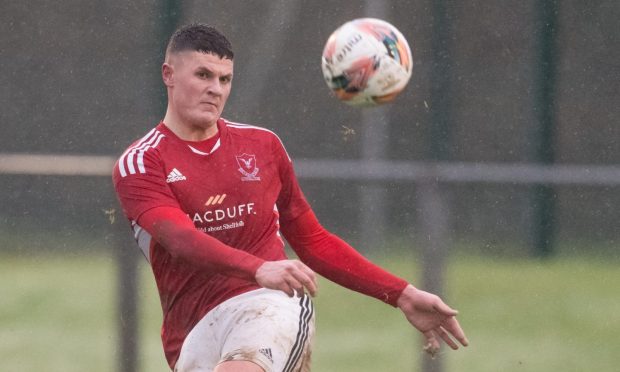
[138,206,317,296]
[138,206,264,280]
[280,209,468,352]
[270,130,467,352]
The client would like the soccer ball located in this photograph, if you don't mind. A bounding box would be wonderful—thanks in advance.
[321,18,413,107]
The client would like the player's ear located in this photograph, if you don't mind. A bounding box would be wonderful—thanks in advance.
[162,63,174,87]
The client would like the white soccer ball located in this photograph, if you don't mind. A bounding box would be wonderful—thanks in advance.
[321,18,413,107]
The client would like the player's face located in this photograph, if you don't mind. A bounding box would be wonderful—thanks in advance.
[164,51,233,130]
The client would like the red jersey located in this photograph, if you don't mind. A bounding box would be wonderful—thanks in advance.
[113,118,408,368]
[113,119,310,365]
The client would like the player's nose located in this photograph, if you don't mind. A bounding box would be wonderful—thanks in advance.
[207,79,224,96]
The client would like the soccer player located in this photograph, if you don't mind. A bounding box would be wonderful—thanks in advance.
[113,23,468,372]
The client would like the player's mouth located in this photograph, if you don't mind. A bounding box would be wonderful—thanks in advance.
[199,101,219,111]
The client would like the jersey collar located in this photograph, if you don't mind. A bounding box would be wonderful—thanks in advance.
[158,118,228,156]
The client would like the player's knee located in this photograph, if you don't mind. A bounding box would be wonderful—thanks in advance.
[214,360,265,372]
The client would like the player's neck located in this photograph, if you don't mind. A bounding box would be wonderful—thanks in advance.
[163,111,219,141]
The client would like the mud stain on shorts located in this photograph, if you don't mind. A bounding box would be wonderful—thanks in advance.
[297,347,312,372]
[222,348,257,362]
[220,348,270,371]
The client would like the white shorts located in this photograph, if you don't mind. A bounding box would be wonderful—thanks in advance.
[174,288,315,372]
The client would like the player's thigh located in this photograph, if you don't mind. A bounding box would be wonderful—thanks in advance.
[218,290,315,372]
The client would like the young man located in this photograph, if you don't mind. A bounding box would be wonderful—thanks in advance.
[113,23,468,372]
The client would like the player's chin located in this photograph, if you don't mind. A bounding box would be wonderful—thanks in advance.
[190,111,219,128]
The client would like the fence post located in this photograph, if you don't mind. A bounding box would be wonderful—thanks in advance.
[530,0,560,258]
[359,107,389,252]
[358,1,390,253]
[113,215,140,372]
[417,178,450,372]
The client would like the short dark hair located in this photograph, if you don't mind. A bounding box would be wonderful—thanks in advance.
[166,23,234,60]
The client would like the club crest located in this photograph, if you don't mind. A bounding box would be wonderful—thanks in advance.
[235,153,261,181]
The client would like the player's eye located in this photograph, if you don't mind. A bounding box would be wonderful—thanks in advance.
[196,71,211,79]
[220,75,232,84]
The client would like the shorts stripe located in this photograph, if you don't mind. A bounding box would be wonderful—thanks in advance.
[283,295,313,372]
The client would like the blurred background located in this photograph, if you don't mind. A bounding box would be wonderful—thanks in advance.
[1,1,619,371]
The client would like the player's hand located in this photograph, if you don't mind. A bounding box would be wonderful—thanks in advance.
[396,285,469,357]
[255,260,318,297]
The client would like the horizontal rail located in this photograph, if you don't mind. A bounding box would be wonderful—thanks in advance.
[0,154,116,176]
[295,159,620,186]
[1,153,620,186]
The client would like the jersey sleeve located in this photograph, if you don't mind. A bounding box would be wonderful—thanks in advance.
[139,206,264,280]
[273,136,311,222]
[281,209,409,307]
[112,147,180,222]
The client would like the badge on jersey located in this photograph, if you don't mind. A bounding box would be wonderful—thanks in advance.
[236,153,261,181]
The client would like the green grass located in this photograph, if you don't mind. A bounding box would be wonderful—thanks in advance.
[1,251,619,371]
[446,255,620,372]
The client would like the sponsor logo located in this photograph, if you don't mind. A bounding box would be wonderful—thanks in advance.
[166,168,186,183]
[192,196,257,233]
[199,220,245,233]
[190,203,256,224]
[236,153,261,181]
[205,194,226,206]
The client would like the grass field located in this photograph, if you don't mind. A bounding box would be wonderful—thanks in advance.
[1,250,619,371]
